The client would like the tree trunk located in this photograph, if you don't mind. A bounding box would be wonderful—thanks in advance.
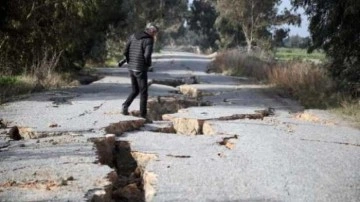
[242,26,252,53]
[247,40,252,53]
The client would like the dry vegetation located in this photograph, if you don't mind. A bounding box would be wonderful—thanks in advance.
[267,61,335,108]
[210,49,360,125]
[0,52,77,103]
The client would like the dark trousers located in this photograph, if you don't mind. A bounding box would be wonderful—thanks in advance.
[123,70,148,117]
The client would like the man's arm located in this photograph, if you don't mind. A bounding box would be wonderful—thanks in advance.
[143,38,154,68]
[124,36,132,63]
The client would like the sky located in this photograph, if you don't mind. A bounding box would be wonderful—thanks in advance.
[188,0,310,37]
[277,0,310,37]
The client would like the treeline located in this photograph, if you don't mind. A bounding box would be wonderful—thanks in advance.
[186,0,359,93]
[1,0,359,92]
[0,0,188,75]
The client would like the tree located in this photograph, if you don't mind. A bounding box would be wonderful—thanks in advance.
[216,0,300,53]
[292,0,360,92]
[0,0,127,74]
[215,16,246,49]
[188,0,219,50]
[274,28,290,47]
[110,0,188,51]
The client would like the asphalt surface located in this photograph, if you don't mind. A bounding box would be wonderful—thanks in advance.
[0,51,359,202]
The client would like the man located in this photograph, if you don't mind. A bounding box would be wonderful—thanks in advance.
[122,23,159,121]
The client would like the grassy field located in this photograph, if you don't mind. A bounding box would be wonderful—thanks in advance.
[275,47,326,62]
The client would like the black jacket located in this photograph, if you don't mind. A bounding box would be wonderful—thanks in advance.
[124,32,154,72]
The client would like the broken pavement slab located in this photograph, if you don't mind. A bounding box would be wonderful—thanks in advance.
[0,133,112,201]
[141,121,176,134]
[162,106,274,135]
[120,119,360,202]
[105,119,145,135]
[179,83,268,98]
[147,96,209,121]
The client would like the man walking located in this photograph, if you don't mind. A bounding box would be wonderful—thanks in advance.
[122,23,159,121]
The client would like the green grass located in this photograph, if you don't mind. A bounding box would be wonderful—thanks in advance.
[0,76,36,103]
[0,76,19,86]
[275,48,326,62]
[0,73,77,104]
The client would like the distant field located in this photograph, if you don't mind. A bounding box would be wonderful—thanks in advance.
[275,48,326,62]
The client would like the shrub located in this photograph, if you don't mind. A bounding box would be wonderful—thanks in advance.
[268,61,335,108]
[0,51,75,104]
[209,49,270,81]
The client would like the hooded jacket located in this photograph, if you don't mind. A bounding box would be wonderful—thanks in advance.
[124,31,154,72]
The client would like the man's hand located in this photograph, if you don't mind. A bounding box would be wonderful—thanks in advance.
[118,59,126,67]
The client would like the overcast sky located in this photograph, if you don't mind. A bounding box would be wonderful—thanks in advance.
[188,0,310,37]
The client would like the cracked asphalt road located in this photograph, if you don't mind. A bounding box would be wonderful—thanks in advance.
[0,51,359,202]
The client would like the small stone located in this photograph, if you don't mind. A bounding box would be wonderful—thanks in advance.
[0,119,7,129]
[8,126,21,141]
[19,144,26,147]
[67,176,74,181]
[49,123,59,128]
[218,153,226,158]
[58,178,68,186]
[133,167,142,178]
[36,140,40,143]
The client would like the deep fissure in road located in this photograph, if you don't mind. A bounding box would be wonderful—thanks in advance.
[2,77,276,200]
[92,136,152,201]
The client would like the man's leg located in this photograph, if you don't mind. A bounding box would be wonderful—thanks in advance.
[122,71,140,115]
[136,71,148,118]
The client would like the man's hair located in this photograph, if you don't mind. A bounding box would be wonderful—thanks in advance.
[145,23,159,33]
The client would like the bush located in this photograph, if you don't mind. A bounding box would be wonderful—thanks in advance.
[211,50,359,125]
[209,49,270,81]
[210,50,339,108]
[0,51,75,104]
[268,61,336,108]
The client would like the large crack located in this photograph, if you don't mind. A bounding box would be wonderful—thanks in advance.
[163,108,275,135]
[1,76,276,201]
[90,135,157,202]
[300,138,360,147]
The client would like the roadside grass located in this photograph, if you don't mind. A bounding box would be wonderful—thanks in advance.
[0,74,76,104]
[210,49,359,125]
[332,100,360,128]
[267,61,336,108]
[208,49,270,81]
[0,76,35,103]
[0,51,77,104]
[275,47,326,62]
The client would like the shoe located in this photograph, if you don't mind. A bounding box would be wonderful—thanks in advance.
[122,105,129,115]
